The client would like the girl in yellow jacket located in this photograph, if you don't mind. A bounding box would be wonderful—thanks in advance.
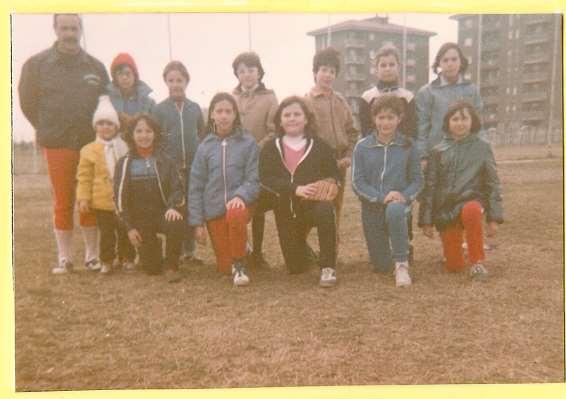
[76,95,132,274]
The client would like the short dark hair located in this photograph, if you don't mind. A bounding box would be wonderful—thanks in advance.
[274,96,318,137]
[432,42,469,75]
[371,94,406,118]
[375,44,400,67]
[162,60,190,83]
[312,47,341,75]
[53,14,82,29]
[124,113,163,151]
[206,92,242,133]
[232,52,265,82]
[442,101,482,135]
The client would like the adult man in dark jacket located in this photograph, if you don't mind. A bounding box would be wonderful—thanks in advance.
[18,14,110,274]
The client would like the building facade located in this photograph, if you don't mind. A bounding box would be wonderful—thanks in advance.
[451,14,562,144]
[307,15,435,127]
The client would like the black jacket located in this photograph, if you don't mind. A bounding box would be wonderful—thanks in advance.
[418,133,504,231]
[18,43,109,150]
[259,135,340,215]
[114,147,185,231]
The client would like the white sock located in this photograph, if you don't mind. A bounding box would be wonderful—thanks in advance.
[81,226,99,262]
[54,229,73,263]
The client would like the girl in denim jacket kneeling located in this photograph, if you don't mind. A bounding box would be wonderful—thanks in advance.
[352,95,422,287]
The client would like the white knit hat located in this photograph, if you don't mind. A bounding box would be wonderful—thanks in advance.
[92,95,120,128]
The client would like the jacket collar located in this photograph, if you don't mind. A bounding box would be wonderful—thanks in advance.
[309,85,334,98]
[376,80,400,92]
[431,74,470,88]
[46,42,89,65]
[107,80,153,99]
[233,82,269,96]
[364,131,407,148]
[202,126,245,143]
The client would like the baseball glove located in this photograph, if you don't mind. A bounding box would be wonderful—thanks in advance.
[306,178,339,202]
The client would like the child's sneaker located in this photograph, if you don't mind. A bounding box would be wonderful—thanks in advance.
[52,259,74,274]
[319,267,337,287]
[232,261,250,287]
[394,261,411,287]
[123,261,136,272]
[470,263,488,281]
[85,258,101,272]
[166,268,182,283]
[100,262,112,274]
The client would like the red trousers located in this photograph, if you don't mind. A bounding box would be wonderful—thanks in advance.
[206,207,251,275]
[440,201,485,271]
[44,148,96,230]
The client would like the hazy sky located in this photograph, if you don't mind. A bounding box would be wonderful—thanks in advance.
[11,13,457,142]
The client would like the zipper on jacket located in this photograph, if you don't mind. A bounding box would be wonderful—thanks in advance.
[177,106,187,168]
[380,145,388,195]
[222,139,228,205]
[151,159,167,205]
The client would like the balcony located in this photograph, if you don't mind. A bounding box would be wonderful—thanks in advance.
[523,53,550,64]
[521,110,547,121]
[482,95,500,105]
[525,15,549,25]
[481,78,500,88]
[345,72,367,82]
[344,38,365,48]
[482,41,501,51]
[344,88,360,98]
[524,32,551,45]
[521,91,548,103]
[522,72,550,83]
[344,55,366,65]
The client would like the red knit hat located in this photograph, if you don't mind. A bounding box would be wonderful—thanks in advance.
[110,53,139,81]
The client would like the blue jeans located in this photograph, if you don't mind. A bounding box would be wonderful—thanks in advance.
[361,202,410,273]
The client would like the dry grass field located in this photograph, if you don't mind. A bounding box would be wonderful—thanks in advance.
[12,145,564,390]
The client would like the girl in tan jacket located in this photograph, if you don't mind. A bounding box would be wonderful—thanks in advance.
[231,52,278,268]
[76,95,132,274]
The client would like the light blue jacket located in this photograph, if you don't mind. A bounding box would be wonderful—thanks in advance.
[415,75,482,159]
[106,80,155,116]
[352,132,422,205]
[188,127,259,226]
[152,97,205,172]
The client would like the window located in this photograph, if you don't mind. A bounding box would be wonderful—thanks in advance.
[369,49,376,59]
[406,58,416,66]
[468,56,473,65]
[506,87,510,94]
[369,33,375,41]
[464,72,472,80]
[406,74,416,83]
[464,37,473,47]
[465,18,473,28]
[515,29,520,39]
[407,42,416,51]
[513,87,517,94]
[508,30,513,40]
[370,66,376,75]
[509,14,514,27]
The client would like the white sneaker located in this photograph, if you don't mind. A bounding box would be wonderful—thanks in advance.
[85,258,102,272]
[52,259,73,274]
[319,267,337,287]
[470,263,488,280]
[394,262,411,287]
[100,262,112,274]
[232,262,250,287]
[123,261,136,272]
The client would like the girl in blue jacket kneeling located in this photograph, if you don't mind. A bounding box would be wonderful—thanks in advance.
[188,93,259,287]
[352,95,422,287]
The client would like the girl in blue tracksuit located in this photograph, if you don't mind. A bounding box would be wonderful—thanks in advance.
[152,61,206,263]
[352,95,422,287]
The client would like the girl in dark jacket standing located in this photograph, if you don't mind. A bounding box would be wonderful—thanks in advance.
[419,101,503,280]
[260,96,341,287]
[114,113,185,283]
